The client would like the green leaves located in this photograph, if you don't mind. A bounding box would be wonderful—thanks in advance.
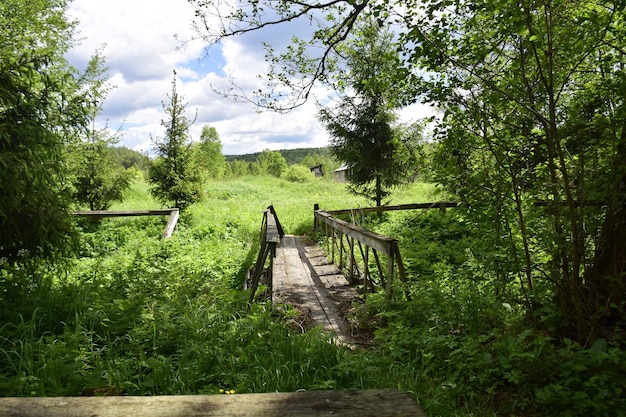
[71,137,134,211]
[0,0,98,262]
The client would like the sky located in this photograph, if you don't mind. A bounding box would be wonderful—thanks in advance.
[66,0,433,156]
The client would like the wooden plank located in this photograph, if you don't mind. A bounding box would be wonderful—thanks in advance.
[318,200,605,217]
[73,209,180,239]
[162,209,179,239]
[323,202,459,216]
[248,241,273,304]
[0,389,426,417]
[349,236,355,282]
[387,245,395,299]
[338,231,344,269]
[373,249,385,287]
[267,205,285,237]
[73,209,177,217]
[330,227,335,264]
[265,210,281,244]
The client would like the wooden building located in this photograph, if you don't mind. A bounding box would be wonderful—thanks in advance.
[309,164,324,177]
[333,163,351,182]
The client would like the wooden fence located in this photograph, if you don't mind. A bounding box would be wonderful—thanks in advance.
[73,208,179,239]
[246,205,284,303]
[323,201,459,216]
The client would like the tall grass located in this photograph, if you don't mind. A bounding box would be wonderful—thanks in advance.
[0,176,499,416]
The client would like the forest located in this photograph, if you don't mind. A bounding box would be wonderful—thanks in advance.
[2,0,626,416]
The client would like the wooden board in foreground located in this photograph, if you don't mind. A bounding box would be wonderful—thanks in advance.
[0,389,426,417]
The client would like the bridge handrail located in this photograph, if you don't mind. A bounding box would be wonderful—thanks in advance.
[314,210,396,256]
[323,201,459,216]
[247,205,283,303]
[314,207,408,299]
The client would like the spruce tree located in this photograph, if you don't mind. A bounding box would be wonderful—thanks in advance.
[0,0,103,261]
[149,72,202,210]
[319,21,418,206]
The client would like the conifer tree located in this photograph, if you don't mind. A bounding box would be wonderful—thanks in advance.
[149,72,202,210]
[319,21,417,206]
[0,0,102,261]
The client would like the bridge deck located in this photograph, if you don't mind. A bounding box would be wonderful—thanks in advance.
[273,235,358,344]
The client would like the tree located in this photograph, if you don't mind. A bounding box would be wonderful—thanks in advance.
[190,0,372,112]
[416,0,626,342]
[111,147,151,178]
[71,55,133,211]
[256,149,287,177]
[229,159,251,177]
[0,0,101,262]
[72,126,134,211]
[319,21,419,206]
[149,72,202,210]
[193,125,226,180]
[191,0,626,342]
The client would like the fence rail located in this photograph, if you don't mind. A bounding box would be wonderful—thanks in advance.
[324,201,459,216]
[73,208,179,239]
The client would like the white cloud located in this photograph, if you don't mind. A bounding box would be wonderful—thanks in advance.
[67,0,333,155]
[66,0,433,156]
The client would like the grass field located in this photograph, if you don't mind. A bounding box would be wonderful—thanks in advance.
[4,176,616,417]
[1,177,466,410]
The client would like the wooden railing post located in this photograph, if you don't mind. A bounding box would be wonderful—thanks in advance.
[331,227,336,263]
[313,203,319,231]
[386,242,395,299]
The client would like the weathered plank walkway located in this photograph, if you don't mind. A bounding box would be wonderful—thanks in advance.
[272,235,358,344]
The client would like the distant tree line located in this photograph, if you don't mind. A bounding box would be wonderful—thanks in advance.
[225,147,330,165]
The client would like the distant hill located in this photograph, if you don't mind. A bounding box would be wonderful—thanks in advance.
[225,147,331,165]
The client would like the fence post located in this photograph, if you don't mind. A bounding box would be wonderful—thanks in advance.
[349,236,355,284]
[386,244,395,300]
[313,203,319,231]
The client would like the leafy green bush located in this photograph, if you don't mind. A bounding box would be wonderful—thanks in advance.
[282,164,315,182]
[533,338,626,417]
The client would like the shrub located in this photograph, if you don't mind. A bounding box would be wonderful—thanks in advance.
[283,165,314,183]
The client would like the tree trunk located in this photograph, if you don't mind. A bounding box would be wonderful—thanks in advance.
[585,127,626,341]
[375,174,382,207]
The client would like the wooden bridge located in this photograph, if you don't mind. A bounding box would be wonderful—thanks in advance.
[247,203,456,344]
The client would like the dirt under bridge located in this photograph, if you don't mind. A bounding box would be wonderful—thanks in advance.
[272,234,362,345]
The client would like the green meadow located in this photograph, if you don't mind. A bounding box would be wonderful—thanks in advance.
[1,177,623,417]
